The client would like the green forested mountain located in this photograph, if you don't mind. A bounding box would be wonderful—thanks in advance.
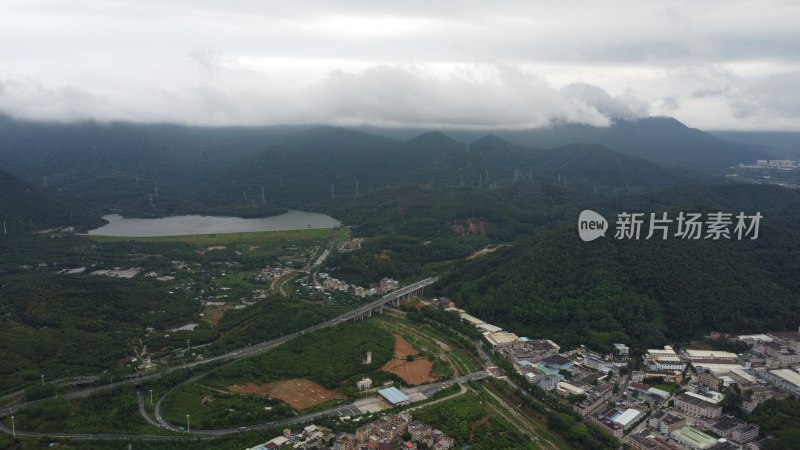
[0,115,709,217]
[0,166,101,233]
[434,184,800,351]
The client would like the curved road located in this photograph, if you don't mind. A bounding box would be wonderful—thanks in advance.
[0,278,440,440]
[0,278,437,419]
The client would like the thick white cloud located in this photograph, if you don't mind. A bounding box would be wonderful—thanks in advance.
[0,0,798,130]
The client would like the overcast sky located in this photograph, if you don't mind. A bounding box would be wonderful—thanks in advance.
[1,0,799,130]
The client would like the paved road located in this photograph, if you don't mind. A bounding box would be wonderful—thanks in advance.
[152,370,488,435]
[0,278,438,419]
[0,278,441,442]
[0,419,198,442]
[136,390,162,429]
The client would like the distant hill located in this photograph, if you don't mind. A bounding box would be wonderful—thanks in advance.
[223,130,693,205]
[357,117,769,173]
[0,115,762,215]
[710,130,800,160]
[470,137,701,193]
[0,167,101,233]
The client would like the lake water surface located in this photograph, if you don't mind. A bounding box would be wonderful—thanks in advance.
[88,210,341,237]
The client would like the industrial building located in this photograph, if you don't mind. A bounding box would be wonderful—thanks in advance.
[378,387,410,406]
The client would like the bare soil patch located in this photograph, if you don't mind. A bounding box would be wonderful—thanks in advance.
[382,334,434,385]
[467,244,511,260]
[392,334,419,358]
[383,358,435,385]
[229,379,342,410]
[200,304,235,325]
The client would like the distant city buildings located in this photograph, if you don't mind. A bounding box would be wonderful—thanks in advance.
[246,424,334,450]
[728,159,800,188]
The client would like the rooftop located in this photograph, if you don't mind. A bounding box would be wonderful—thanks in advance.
[671,426,719,449]
[677,393,721,408]
[542,354,572,367]
[460,313,485,326]
[686,350,738,359]
[770,330,800,342]
[737,334,773,342]
[378,387,410,405]
[614,408,642,427]
[484,330,520,346]
[769,368,800,386]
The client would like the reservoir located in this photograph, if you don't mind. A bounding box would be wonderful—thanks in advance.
[87,210,341,237]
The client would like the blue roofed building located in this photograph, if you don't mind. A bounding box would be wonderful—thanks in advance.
[378,387,411,406]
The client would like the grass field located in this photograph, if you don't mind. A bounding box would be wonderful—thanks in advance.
[653,382,679,393]
[86,228,332,245]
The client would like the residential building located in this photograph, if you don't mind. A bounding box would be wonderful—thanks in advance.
[408,420,433,446]
[574,384,613,416]
[379,278,400,292]
[685,350,738,362]
[357,377,373,391]
[556,381,585,397]
[524,366,562,391]
[674,393,723,418]
[763,368,800,396]
[630,371,646,382]
[741,387,774,413]
[627,431,681,450]
[354,413,410,445]
[590,411,624,439]
[730,368,757,386]
[613,343,630,356]
[647,410,667,429]
[738,334,773,353]
[333,433,357,450]
[584,355,613,373]
[762,341,800,367]
[709,415,760,444]
[659,414,686,434]
[698,369,723,390]
[645,346,686,372]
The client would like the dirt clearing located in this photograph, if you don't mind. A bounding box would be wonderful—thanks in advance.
[382,334,435,385]
[229,379,342,410]
[392,334,419,358]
